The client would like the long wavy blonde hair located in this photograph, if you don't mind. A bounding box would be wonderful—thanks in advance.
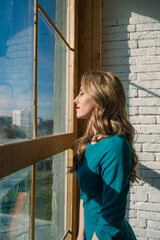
[69,71,138,183]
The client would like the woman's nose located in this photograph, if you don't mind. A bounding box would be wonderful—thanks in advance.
[73,95,79,104]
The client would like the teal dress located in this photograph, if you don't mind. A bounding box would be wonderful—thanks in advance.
[76,135,137,240]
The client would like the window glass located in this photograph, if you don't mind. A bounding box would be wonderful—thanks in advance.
[37,12,55,136]
[39,0,69,40]
[35,152,68,239]
[37,11,70,136]
[0,167,31,239]
[0,0,34,143]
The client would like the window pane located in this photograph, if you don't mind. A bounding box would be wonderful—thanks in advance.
[0,0,34,143]
[35,152,68,240]
[39,0,69,40]
[37,11,70,136]
[0,167,31,239]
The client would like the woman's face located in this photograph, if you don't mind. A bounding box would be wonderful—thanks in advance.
[73,86,96,119]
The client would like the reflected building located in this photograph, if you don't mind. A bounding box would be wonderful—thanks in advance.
[12,109,32,138]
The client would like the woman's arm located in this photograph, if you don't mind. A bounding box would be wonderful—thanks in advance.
[94,139,132,240]
[92,233,99,240]
[77,199,86,240]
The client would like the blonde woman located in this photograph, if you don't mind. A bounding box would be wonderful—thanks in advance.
[69,72,138,240]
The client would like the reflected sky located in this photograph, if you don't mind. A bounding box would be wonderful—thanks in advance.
[0,0,34,120]
[0,0,56,121]
[38,10,55,120]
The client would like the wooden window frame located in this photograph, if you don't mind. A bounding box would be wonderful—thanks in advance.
[0,0,102,239]
[0,0,78,239]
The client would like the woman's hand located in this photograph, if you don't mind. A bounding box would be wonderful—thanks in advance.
[77,236,86,240]
[92,233,99,240]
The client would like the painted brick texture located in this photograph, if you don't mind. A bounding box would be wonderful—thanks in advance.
[102,1,160,239]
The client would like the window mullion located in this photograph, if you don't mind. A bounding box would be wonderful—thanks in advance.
[32,0,38,239]
[38,3,74,51]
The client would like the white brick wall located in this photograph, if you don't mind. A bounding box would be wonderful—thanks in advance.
[102,1,160,239]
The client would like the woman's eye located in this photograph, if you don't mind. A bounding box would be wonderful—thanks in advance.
[79,92,84,96]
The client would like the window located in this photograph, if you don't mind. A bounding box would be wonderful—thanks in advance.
[0,0,34,142]
[0,0,77,239]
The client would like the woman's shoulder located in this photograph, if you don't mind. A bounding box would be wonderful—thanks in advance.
[88,134,131,155]
[99,134,131,156]
[100,135,132,168]
[98,134,129,146]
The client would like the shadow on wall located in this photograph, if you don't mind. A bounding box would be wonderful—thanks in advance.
[102,0,160,229]
[139,163,160,191]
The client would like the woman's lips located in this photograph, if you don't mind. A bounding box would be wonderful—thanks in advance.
[76,107,80,109]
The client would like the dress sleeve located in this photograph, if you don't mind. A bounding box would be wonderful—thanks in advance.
[95,140,132,240]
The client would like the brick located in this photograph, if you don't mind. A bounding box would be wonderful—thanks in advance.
[130,116,156,124]
[130,13,159,24]
[154,179,160,187]
[103,25,136,34]
[117,18,129,25]
[119,73,137,81]
[138,39,160,48]
[128,106,139,116]
[130,31,160,40]
[136,56,160,64]
[103,40,137,50]
[139,178,154,187]
[125,209,137,218]
[136,23,160,31]
[134,143,142,152]
[138,89,160,97]
[127,89,138,97]
[128,218,147,228]
[102,65,130,73]
[137,152,155,161]
[102,48,130,58]
[130,47,160,56]
[146,229,160,239]
[130,201,160,212]
[102,18,117,26]
[102,33,130,41]
[131,228,146,237]
[150,239,160,240]
[148,220,160,231]
[137,134,160,144]
[139,107,160,115]
[128,98,160,106]
[142,170,160,178]
[149,195,160,203]
[130,186,160,195]
[148,187,160,195]
[139,162,160,170]
[138,210,160,221]
[136,238,148,240]
[130,185,149,194]
[143,144,160,153]
[130,64,160,73]
[137,72,160,80]
[129,193,148,202]
[102,56,136,66]
[155,153,160,161]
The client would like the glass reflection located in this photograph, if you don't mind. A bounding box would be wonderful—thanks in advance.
[37,11,55,136]
[0,167,31,239]
[0,0,34,143]
[35,152,68,240]
[37,11,69,136]
[39,0,69,40]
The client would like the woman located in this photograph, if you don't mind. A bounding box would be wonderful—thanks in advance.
[69,72,138,240]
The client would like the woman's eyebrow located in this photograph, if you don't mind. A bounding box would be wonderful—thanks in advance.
[80,87,85,91]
